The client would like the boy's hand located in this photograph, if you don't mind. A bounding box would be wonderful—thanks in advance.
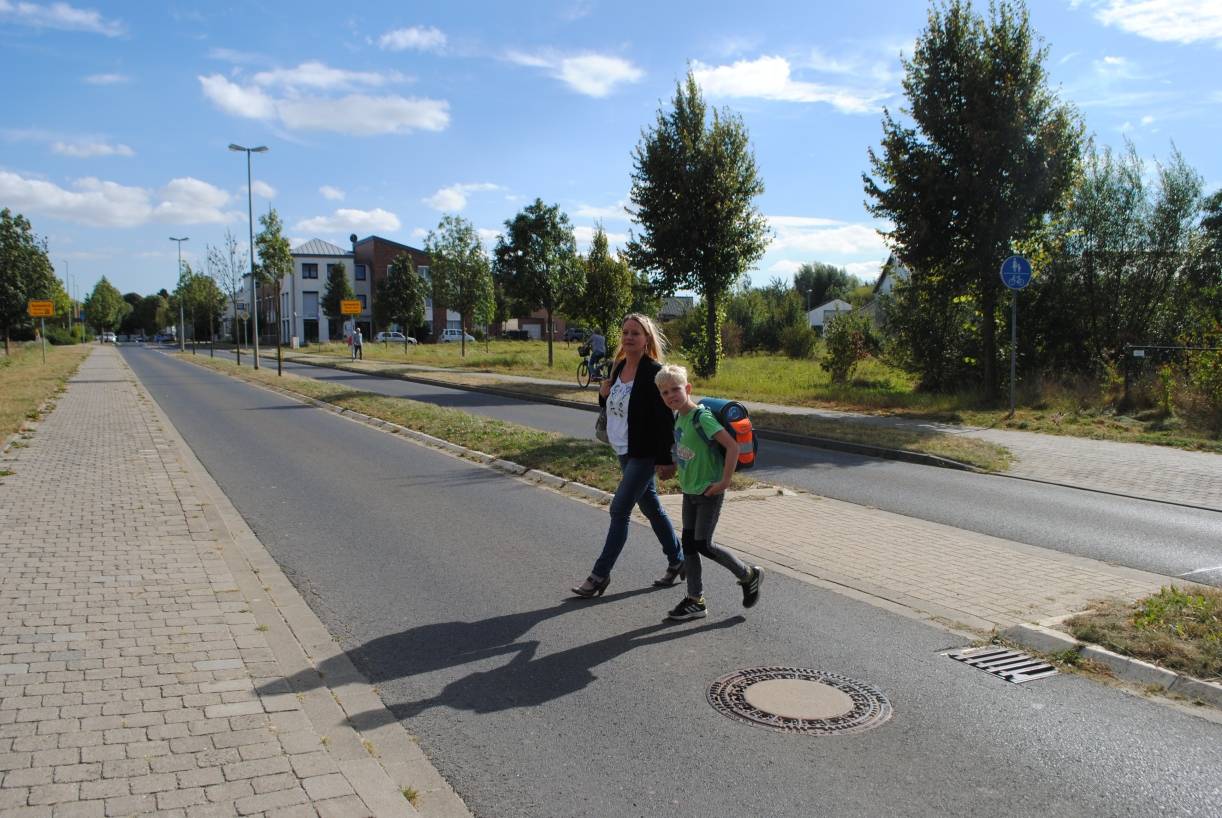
[704,479,731,496]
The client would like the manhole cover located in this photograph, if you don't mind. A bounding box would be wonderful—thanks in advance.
[708,666,892,735]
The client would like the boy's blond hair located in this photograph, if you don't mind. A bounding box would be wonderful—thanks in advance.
[654,364,689,389]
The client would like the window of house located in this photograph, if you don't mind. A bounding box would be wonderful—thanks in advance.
[326,263,340,277]
[357,295,367,309]
[302,291,319,316]
[355,264,366,281]
[301,263,318,279]
[417,265,429,279]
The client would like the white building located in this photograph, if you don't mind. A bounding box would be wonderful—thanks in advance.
[280,239,371,345]
[806,298,853,331]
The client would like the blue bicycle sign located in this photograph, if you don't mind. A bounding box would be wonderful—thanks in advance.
[1000,255,1032,290]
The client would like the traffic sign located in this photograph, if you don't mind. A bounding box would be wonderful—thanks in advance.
[1000,255,1032,290]
[340,299,362,315]
[27,300,54,317]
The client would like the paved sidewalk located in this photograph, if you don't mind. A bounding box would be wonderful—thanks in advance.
[266,348,1222,512]
[0,348,470,818]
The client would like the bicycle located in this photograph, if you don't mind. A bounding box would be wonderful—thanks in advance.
[576,344,611,388]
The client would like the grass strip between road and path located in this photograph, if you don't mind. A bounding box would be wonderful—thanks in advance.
[0,342,92,445]
[279,352,1012,472]
[186,355,756,495]
[1065,585,1222,682]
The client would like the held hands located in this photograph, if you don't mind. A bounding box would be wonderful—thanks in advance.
[655,464,677,481]
[703,478,731,497]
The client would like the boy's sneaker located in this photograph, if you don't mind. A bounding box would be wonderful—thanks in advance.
[666,596,707,621]
[740,566,763,608]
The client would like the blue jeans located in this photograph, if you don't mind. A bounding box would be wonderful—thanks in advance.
[591,455,682,580]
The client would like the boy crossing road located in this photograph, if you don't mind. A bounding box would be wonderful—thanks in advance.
[654,364,762,620]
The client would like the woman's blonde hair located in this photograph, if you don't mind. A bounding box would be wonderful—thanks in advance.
[615,313,668,362]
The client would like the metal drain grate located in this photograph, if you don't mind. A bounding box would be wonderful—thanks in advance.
[946,647,1058,683]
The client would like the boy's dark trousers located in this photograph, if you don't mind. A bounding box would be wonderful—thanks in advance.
[681,492,749,598]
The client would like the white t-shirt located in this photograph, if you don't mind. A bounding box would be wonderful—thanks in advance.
[605,377,633,455]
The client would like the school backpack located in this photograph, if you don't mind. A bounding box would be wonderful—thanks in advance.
[693,397,757,471]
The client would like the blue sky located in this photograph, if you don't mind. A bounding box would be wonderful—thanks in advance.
[2,0,1220,300]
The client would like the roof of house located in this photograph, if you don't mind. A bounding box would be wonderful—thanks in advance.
[291,238,350,257]
[808,298,852,314]
[353,235,426,255]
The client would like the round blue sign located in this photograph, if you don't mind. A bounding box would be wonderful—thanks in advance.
[1000,255,1032,290]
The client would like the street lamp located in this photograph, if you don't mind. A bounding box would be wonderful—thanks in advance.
[229,143,268,369]
[170,237,189,350]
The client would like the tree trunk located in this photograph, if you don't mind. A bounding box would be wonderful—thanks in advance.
[704,289,719,378]
[981,279,998,400]
[546,309,554,367]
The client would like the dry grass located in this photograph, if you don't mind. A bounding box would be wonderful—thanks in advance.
[0,343,92,441]
[1065,586,1222,681]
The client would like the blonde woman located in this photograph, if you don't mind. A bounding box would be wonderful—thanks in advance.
[572,314,685,597]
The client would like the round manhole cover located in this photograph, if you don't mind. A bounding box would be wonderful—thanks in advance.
[708,667,892,735]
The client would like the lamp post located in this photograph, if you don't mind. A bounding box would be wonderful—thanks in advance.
[229,143,268,369]
[169,237,189,350]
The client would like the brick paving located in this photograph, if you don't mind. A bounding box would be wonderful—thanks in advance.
[0,348,466,818]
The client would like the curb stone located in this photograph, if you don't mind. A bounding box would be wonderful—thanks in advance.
[1002,620,1222,708]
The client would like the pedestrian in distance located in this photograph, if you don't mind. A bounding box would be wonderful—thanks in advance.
[654,364,762,620]
[572,314,684,598]
[352,327,363,360]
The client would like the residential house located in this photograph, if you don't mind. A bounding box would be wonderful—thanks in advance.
[861,253,910,325]
[807,298,853,332]
[354,235,467,340]
[659,296,694,321]
[278,239,368,345]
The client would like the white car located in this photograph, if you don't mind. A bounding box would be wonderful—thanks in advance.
[439,328,475,343]
[375,331,417,344]
[101,331,117,343]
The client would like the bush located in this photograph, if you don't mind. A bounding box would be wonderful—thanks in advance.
[779,325,817,359]
[821,313,875,383]
[720,320,743,357]
[44,325,79,345]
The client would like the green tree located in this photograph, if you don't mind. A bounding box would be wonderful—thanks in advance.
[0,208,57,353]
[426,215,494,357]
[83,276,128,332]
[626,71,770,377]
[575,224,633,340]
[374,252,427,350]
[864,0,1082,394]
[493,199,584,367]
[794,262,861,311]
[321,261,354,340]
[626,267,661,317]
[255,209,293,342]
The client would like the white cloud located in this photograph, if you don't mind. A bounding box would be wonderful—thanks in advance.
[0,170,235,227]
[319,185,345,201]
[199,74,449,135]
[476,227,500,245]
[844,260,886,283]
[574,201,630,221]
[208,47,266,65]
[252,61,404,91]
[248,180,276,198]
[766,259,803,276]
[1090,0,1222,45]
[506,51,643,97]
[573,224,627,249]
[692,56,889,114]
[0,0,124,36]
[51,139,134,158]
[84,72,128,85]
[423,182,502,211]
[378,25,446,52]
[768,215,888,256]
[294,208,401,234]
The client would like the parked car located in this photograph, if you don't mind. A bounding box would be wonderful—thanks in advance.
[439,328,475,343]
[375,331,417,344]
[101,331,116,343]
[153,332,175,343]
[562,326,589,342]
[502,329,531,341]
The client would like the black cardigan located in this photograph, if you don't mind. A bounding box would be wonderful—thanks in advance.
[599,356,675,465]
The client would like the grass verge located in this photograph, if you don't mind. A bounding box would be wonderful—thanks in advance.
[278,353,1011,471]
[1065,586,1222,681]
[0,343,92,442]
[187,355,755,495]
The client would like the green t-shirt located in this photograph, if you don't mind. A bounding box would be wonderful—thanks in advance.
[673,407,727,495]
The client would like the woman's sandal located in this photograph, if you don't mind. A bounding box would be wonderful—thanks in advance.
[571,575,610,598]
[652,563,686,588]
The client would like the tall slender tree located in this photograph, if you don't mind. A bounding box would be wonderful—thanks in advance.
[626,71,770,377]
[864,0,1081,394]
[426,215,494,357]
[255,209,293,347]
[493,199,584,367]
[576,224,633,341]
[83,277,128,333]
[321,261,355,341]
[374,252,428,350]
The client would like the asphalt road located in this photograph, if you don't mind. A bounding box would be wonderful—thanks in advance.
[184,345,1222,585]
[122,346,1222,818]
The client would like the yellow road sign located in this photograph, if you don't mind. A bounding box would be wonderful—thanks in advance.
[340,299,362,315]
[27,300,54,317]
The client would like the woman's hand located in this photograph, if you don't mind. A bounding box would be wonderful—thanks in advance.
[655,464,676,481]
[599,377,612,399]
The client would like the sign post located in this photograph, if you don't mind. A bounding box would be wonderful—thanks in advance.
[340,300,362,360]
[27,300,53,364]
[999,255,1032,418]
